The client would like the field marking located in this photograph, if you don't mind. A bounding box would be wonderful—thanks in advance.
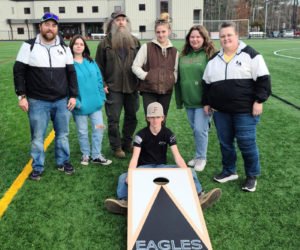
[0,129,55,219]
[274,48,300,60]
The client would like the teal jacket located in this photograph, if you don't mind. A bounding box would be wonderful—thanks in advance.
[73,58,106,115]
[175,49,208,109]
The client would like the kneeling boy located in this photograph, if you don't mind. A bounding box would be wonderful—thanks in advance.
[105,102,221,214]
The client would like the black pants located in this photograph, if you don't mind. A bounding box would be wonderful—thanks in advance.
[140,92,172,117]
[105,91,139,150]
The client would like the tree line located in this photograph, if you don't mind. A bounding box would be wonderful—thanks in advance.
[203,0,300,33]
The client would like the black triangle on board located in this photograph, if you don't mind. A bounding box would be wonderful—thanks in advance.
[132,187,208,250]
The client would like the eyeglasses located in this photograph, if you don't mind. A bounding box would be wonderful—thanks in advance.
[41,13,59,23]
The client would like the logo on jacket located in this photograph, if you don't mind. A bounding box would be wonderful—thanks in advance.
[236,60,242,66]
[57,49,64,55]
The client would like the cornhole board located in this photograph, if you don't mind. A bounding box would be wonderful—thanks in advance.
[127,168,212,250]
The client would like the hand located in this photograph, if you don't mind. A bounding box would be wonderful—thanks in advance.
[19,98,28,112]
[203,105,212,116]
[104,86,109,94]
[67,98,76,111]
[252,102,263,116]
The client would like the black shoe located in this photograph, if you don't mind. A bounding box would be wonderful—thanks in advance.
[214,172,238,183]
[58,162,75,175]
[91,155,112,165]
[30,170,42,181]
[242,176,257,192]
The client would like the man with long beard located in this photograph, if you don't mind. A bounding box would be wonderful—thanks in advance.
[13,13,78,180]
[96,11,140,159]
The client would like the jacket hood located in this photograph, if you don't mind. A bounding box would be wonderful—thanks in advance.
[36,34,66,47]
[218,40,247,57]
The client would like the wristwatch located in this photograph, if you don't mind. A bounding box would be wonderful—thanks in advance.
[18,95,26,101]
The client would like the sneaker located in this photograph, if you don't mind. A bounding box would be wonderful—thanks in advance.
[122,144,133,153]
[114,148,126,159]
[81,155,89,165]
[194,159,206,172]
[242,176,257,192]
[187,159,196,167]
[105,199,127,215]
[213,172,238,183]
[30,170,42,181]
[91,155,112,165]
[198,188,222,210]
[58,162,75,175]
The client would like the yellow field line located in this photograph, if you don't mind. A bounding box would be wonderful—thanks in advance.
[0,129,55,219]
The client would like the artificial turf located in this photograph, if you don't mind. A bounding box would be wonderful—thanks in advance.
[0,39,299,249]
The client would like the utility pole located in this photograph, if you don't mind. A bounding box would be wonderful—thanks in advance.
[264,0,269,37]
[292,0,298,30]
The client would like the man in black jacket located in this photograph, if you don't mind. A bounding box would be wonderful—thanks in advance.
[95,11,140,159]
[13,13,78,180]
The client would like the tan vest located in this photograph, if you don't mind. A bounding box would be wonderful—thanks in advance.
[139,42,177,94]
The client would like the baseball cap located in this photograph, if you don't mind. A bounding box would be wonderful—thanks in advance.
[147,102,164,117]
[40,13,59,24]
[111,10,126,19]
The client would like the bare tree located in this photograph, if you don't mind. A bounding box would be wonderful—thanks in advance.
[204,0,300,32]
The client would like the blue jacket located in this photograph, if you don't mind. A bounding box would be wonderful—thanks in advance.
[73,58,106,115]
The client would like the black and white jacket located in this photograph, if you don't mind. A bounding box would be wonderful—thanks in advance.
[13,35,78,102]
[202,41,271,113]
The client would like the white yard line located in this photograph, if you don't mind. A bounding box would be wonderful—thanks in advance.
[274,48,300,60]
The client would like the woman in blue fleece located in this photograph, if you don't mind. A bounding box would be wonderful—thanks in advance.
[70,35,112,166]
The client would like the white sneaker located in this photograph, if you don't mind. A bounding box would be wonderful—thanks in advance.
[194,159,206,172]
[81,155,89,165]
[187,159,196,167]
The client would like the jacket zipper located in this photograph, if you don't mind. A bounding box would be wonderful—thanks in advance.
[218,54,228,80]
[220,53,238,80]
[47,48,53,81]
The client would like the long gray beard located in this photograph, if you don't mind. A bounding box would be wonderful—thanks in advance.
[111,25,135,51]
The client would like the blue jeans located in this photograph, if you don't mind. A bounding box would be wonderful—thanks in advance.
[73,110,104,159]
[186,108,210,160]
[28,98,71,172]
[213,111,261,176]
[116,164,203,200]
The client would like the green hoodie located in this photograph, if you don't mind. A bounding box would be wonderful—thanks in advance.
[175,49,208,109]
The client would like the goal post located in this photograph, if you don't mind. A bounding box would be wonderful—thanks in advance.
[202,19,249,39]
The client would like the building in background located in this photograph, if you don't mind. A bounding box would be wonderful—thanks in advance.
[0,0,203,40]
[126,0,203,39]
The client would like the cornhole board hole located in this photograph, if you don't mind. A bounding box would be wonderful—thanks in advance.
[127,168,212,250]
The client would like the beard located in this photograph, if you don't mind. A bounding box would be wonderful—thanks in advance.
[111,23,135,51]
[41,31,56,42]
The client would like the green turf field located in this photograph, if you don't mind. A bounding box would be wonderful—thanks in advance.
[0,39,299,249]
